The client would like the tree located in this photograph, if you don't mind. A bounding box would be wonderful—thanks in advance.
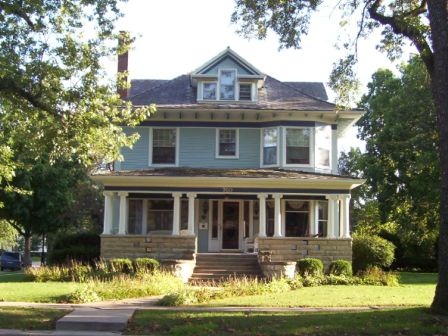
[0,1,153,175]
[340,58,439,268]
[0,158,86,266]
[232,0,448,313]
[0,220,18,250]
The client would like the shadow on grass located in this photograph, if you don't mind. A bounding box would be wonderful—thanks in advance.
[0,271,29,283]
[127,307,448,336]
[398,272,438,285]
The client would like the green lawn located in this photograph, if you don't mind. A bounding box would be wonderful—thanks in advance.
[0,271,82,303]
[127,308,448,336]
[0,307,69,330]
[203,272,437,307]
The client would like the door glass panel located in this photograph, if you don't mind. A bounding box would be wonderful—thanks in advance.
[222,202,239,249]
[212,200,218,239]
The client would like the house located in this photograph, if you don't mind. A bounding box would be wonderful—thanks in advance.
[92,47,364,280]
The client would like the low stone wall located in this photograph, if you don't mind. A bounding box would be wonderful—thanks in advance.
[256,237,352,274]
[260,261,296,279]
[101,234,197,260]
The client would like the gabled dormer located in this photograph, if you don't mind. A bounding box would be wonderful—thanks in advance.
[191,47,265,103]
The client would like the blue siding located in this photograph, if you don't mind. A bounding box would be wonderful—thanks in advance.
[179,128,260,168]
[120,127,149,170]
[204,56,254,75]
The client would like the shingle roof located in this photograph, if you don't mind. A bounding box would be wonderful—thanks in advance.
[128,75,335,111]
[93,167,360,181]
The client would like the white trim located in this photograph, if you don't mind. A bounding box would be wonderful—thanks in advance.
[215,128,239,159]
[282,126,315,168]
[102,191,114,235]
[118,191,128,235]
[237,82,255,102]
[260,127,280,167]
[148,127,179,167]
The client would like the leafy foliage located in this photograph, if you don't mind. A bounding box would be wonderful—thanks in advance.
[328,260,353,277]
[353,234,396,273]
[296,258,324,277]
[47,232,101,265]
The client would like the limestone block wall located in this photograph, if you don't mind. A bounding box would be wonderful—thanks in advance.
[101,235,197,260]
[256,237,352,271]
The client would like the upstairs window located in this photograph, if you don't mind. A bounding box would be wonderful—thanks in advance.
[219,70,236,100]
[262,128,278,166]
[239,83,252,101]
[151,128,177,165]
[202,82,217,100]
[285,128,311,165]
[316,125,331,167]
[216,128,238,158]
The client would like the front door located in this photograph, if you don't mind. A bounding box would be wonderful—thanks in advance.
[222,201,240,249]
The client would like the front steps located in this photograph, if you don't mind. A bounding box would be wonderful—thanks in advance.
[190,253,263,282]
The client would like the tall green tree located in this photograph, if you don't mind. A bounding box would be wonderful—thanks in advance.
[232,0,448,312]
[0,158,86,266]
[340,58,439,267]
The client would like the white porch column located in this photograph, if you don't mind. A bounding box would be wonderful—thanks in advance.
[172,192,182,236]
[309,201,318,236]
[273,193,283,237]
[340,195,351,238]
[257,193,267,237]
[187,192,196,235]
[102,191,114,234]
[326,195,339,238]
[118,191,128,235]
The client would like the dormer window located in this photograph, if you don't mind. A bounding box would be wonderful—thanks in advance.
[203,82,217,100]
[219,70,236,100]
[239,83,252,101]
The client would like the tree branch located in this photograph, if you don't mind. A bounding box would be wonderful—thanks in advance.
[368,0,434,74]
[7,220,24,236]
[0,1,35,30]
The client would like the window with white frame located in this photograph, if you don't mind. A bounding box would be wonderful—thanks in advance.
[262,128,278,166]
[219,70,236,100]
[147,199,173,232]
[239,83,252,101]
[128,199,143,234]
[315,125,331,167]
[151,128,177,165]
[317,201,328,237]
[284,200,309,237]
[285,128,311,165]
[217,129,238,158]
[202,82,217,100]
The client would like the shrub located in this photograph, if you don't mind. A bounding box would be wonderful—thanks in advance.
[287,275,304,290]
[328,260,353,276]
[352,234,396,273]
[158,290,197,306]
[48,232,100,265]
[67,285,100,303]
[133,258,159,273]
[109,258,133,274]
[297,258,324,277]
[359,267,399,286]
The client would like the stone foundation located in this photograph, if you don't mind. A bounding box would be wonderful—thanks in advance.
[101,234,197,260]
[260,261,296,279]
[256,237,352,273]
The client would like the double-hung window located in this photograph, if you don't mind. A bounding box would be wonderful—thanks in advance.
[219,70,236,100]
[151,128,177,165]
[285,128,311,165]
[216,129,238,158]
[315,125,331,168]
[262,128,278,166]
[239,83,252,101]
[202,82,217,100]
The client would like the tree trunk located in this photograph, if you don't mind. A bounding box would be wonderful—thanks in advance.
[23,233,32,267]
[428,0,448,314]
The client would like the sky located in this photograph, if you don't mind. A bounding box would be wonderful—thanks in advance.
[111,0,415,150]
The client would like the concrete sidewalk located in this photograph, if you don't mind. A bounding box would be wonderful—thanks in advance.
[0,330,121,335]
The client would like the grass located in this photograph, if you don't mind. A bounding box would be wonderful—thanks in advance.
[127,308,448,336]
[202,272,437,307]
[0,271,83,303]
[0,307,69,330]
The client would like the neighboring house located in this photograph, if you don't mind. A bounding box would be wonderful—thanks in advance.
[92,47,364,279]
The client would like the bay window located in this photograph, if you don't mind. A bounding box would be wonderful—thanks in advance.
[262,128,278,166]
[316,125,331,167]
[285,128,311,165]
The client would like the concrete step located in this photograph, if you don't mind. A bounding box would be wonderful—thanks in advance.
[56,309,134,332]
